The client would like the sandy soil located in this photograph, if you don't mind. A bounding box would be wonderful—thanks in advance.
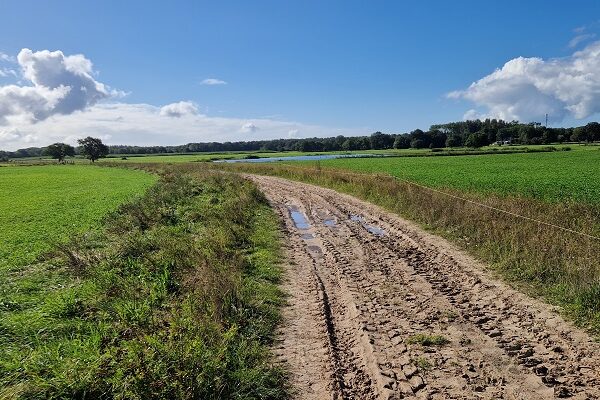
[252,174,600,399]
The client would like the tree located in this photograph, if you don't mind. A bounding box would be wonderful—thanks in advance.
[585,122,600,142]
[44,142,75,162]
[464,132,487,148]
[78,137,109,162]
[409,129,431,148]
[445,135,462,148]
[428,129,447,148]
[571,127,588,143]
[393,135,411,149]
[369,132,394,150]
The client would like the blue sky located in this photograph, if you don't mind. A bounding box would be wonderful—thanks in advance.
[1,1,600,149]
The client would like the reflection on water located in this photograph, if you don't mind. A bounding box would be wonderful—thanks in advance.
[217,154,373,163]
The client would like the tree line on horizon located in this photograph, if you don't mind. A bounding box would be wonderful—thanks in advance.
[2,119,600,161]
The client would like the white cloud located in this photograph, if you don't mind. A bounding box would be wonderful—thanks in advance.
[0,49,117,125]
[448,41,600,123]
[287,129,299,138]
[0,102,365,150]
[159,101,199,117]
[0,68,18,78]
[240,122,258,133]
[0,48,366,151]
[569,33,596,48]
[201,78,227,85]
[0,52,15,63]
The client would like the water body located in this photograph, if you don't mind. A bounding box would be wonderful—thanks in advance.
[350,215,386,236]
[217,154,373,163]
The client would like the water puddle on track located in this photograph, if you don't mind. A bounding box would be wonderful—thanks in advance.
[324,218,337,227]
[288,205,311,230]
[350,215,386,236]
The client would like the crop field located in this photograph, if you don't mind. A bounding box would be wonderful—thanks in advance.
[0,165,156,271]
[310,147,600,204]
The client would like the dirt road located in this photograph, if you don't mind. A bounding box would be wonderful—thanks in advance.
[250,174,600,400]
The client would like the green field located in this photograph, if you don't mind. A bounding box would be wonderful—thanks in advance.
[1,165,285,398]
[0,165,156,270]
[311,148,600,204]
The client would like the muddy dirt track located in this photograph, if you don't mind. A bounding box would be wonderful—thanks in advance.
[249,174,600,400]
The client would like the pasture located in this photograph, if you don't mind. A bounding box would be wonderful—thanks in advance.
[312,147,600,204]
[0,165,156,271]
[0,165,285,398]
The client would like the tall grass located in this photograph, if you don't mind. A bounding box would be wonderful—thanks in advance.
[211,162,600,334]
[0,166,286,399]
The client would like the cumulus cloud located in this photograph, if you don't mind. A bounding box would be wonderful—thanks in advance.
[201,78,227,85]
[240,122,258,133]
[448,41,600,123]
[159,101,199,117]
[0,48,366,151]
[0,49,116,125]
[0,102,365,151]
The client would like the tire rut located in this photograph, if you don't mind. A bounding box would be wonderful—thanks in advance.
[251,174,600,400]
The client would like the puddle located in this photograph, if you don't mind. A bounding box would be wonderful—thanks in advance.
[324,218,337,227]
[366,225,386,236]
[301,233,315,240]
[307,245,322,253]
[307,245,324,259]
[350,215,386,236]
[288,206,311,230]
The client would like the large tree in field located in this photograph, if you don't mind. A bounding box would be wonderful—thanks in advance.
[78,137,109,162]
[44,143,75,162]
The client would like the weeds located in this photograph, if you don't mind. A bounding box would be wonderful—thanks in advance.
[407,334,450,346]
[210,161,600,334]
[0,166,286,399]
[413,357,433,370]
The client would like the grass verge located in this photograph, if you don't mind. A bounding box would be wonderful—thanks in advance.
[0,166,286,399]
[210,162,600,335]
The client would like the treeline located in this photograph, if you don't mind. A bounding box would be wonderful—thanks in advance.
[3,119,600,160]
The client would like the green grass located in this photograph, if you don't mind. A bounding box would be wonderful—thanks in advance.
[0,165,156,271]
[212,160,600,334]
[309,148,600,204]
[0,166,286,399]
[407,334,450,346]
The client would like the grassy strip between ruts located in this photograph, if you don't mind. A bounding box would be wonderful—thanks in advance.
[210,162,600,335]
[0,165,287,399]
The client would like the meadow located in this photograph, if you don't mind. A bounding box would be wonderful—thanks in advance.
[3,144,575,165]
[0,165,156,271]
[0,164,285,398]
[309,146,600,204]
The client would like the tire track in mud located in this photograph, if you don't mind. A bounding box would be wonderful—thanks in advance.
[252,174,600,400]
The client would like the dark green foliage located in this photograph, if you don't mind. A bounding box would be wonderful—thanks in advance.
[78,136,109,162]
[393,135,411,149]
[464,132,488,148]
[43,143,75,162]
[4,119,600,160]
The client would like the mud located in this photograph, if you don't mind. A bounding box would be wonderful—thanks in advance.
[254,174,600,400]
